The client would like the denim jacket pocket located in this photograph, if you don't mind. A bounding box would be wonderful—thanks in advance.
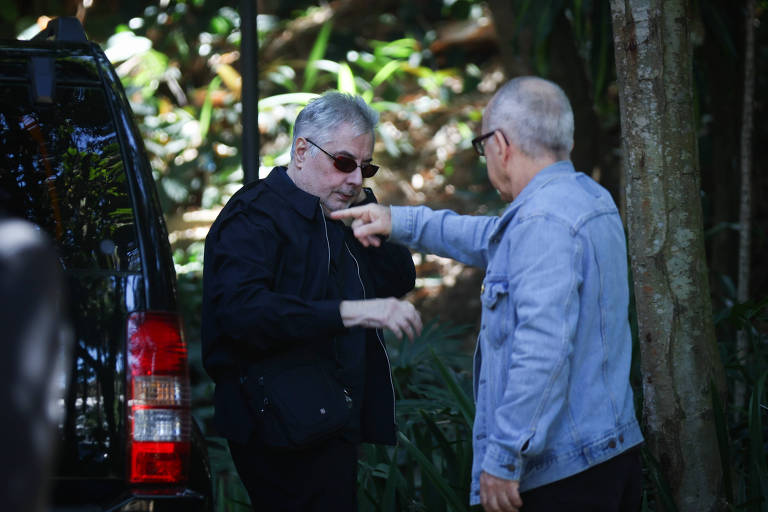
[480,278,512,347]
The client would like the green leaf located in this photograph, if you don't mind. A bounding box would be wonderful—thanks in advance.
[259,92,319,110]
[383,453,404,511]
[397,432,465,511]
[371,38,420,59]
[748,371,768,504]
[419,410,460,482]
[304,20,333,91]
[640,447,678,512]
[710,379,734,506]
[429,347,475,427]
[337,62,357,94]
[210,16,231,35]
[371,60,403,88]
[199,76,221,141]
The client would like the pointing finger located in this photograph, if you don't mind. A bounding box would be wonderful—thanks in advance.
[331,205,367,220]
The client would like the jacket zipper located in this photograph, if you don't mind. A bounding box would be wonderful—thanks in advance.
[320,211,331,276]
[345,241,397,430]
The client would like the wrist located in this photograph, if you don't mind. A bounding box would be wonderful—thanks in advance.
[340,300,364,328]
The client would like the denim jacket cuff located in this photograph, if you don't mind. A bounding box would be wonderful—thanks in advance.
[390,206,413,245]
[482,442,523,482]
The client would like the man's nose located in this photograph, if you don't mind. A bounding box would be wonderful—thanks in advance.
[346,166,363,187]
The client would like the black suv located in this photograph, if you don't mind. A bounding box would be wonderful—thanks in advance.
[0,17,213,511]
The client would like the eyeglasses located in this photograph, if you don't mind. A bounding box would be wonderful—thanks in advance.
[305,138,379,178]
[471,130,508,157]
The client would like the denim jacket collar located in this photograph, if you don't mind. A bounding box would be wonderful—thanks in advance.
[492,160,576,240]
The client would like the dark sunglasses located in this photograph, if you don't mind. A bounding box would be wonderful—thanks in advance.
[305,138,379,178]
[471,129,508,157]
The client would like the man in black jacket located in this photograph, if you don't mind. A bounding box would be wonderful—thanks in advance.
[202,91,421,511]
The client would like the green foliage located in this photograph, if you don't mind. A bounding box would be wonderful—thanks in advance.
[358,321,479,511]
[303,20,333,91]
[206,437,251,511]
[102,0,496,219]
[713,297,768,512]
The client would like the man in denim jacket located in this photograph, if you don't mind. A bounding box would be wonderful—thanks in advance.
[333,77,644,511]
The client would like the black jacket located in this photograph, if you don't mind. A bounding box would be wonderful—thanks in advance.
[201,167,415,444]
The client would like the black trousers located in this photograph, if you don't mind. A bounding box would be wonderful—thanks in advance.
[228,436,358,512]
[520,446,643,512]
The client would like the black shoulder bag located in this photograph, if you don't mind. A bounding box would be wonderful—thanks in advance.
[240,355,352,450]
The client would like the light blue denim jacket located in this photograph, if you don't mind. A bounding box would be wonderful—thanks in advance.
[390,161,643,503]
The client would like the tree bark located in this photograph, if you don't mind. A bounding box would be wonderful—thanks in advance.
[609,1,727,510]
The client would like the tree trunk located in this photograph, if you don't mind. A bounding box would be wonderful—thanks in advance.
[609,1,727,510]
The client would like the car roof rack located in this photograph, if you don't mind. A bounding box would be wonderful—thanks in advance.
[32,16,87,43]
[27,17,88,104]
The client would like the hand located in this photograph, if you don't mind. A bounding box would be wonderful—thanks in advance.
[339,298,422,341]
[330,204,392,247]
[480,472,523,512]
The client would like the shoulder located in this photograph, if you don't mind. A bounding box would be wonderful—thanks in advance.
[208,180,284,239]
[519,172,618,232]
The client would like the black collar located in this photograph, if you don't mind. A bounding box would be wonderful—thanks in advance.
[263,166,321,220]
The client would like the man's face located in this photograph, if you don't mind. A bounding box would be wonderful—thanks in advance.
[294,124,373,214]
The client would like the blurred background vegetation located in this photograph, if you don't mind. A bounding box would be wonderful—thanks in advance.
[2,0,767,510]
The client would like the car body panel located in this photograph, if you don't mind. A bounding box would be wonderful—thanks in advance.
[0,24,212,512]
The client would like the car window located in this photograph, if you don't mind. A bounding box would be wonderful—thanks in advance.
[0,83,140,271]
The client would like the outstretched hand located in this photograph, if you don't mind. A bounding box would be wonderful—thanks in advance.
[331,204,392,247]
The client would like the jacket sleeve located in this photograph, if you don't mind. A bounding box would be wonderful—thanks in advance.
[352,188,415,298]
[363,241,415,299]
[206,209,344,351]
[390,205,498,269]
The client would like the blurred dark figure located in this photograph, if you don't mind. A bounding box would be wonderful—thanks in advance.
[0,209,71,512]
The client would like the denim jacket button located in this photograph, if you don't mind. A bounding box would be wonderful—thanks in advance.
[504,463,515,472]
[608,439,617,449]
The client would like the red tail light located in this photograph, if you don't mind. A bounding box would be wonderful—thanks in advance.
[127,312,191,484]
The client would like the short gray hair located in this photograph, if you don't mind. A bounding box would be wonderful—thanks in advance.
[485,76,574,161]
[291,91,379,158]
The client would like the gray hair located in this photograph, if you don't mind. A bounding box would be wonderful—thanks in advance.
[484,76,574,161]
[291,91,379,159]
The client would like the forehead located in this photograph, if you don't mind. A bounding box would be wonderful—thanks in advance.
[323,124,373,156]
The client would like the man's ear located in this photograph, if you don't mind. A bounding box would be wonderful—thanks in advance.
[493,130,512,163]
[294,137,309,168]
